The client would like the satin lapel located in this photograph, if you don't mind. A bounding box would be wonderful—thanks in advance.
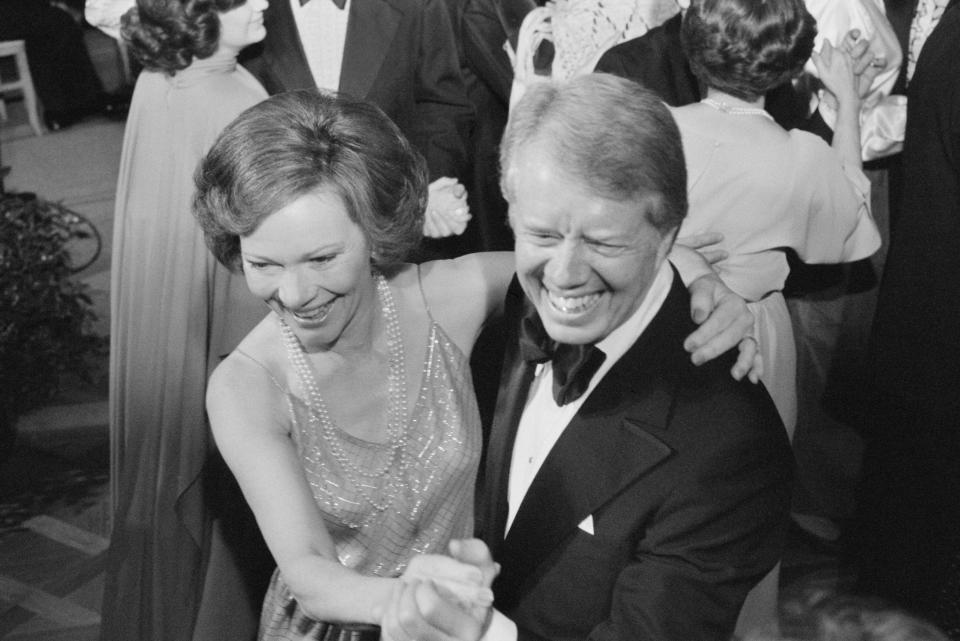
[339,0,402,98]
[264,0,317,90]
[497,271,692,593]
[479,277,536,553]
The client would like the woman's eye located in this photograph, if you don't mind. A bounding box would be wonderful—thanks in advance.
[310,255,334,265]
[245,260,273,270]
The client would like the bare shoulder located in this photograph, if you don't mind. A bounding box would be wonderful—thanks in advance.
[420,252,513,326]
[207,316,289,438]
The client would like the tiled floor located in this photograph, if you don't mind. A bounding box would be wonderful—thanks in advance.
[2,98,117,639]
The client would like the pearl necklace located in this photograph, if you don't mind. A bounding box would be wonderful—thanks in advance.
[279,272,410,520]
[701,97,774,120]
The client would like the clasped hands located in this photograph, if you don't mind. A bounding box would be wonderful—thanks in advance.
[381,539,498,641]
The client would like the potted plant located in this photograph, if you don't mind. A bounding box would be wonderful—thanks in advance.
[0,193,107,458]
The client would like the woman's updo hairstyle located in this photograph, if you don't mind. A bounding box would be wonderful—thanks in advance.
[194,90,429,272]
[121,0,245,73]
[681,0,817,101]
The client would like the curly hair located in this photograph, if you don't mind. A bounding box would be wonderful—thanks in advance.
[681,0,817,101]
[193,90,429,272]
[120,0,245,73]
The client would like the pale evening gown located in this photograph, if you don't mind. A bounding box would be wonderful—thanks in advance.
[103,54,268,641]
[671,105,881,440]
[247,305,482,640]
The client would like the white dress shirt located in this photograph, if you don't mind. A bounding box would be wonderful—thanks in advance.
[505,261,673,533]
[290,0,350,91]
[484,262,674,641]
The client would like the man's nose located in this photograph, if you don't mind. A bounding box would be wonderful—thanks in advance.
[545,239,589,288]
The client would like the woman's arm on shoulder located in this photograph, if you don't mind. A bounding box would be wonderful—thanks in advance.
[417,252,515,354]
[206,352,398,623]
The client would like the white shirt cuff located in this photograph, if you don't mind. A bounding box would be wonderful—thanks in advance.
[481,609,517,641]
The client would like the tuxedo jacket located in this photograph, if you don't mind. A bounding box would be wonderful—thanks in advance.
[242,0,474,179]
[478,272,793,641]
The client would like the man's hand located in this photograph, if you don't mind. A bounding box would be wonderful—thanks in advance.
[684,272,762,383]
[381,580,486,641]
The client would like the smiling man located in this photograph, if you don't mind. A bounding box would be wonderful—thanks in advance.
[389,73,793,641]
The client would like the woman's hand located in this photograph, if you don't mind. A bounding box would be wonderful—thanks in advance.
[683,272,763,383]
[675,231,728,266]
[401,549,494,618]
[425,177,472,238]
[812,39,860,111]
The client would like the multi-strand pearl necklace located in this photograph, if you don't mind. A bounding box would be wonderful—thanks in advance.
[279,272,410,522]
[701,97,774,120]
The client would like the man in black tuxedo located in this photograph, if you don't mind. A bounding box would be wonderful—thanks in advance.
[386,73,792,641]
[242,0,474,183]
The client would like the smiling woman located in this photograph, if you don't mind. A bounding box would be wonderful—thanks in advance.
[102,0,271,638]
[192,89,514,640]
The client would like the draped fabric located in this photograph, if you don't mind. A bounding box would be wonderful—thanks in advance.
[102,55,268,641]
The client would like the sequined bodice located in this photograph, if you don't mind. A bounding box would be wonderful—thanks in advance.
[278,320,480,578]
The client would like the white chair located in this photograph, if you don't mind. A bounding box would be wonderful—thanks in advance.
[0,40,44,136]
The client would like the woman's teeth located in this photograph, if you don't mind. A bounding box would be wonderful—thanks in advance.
[292,300,333,322]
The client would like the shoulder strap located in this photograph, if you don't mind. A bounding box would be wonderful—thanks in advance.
[234,348,288,395]
[415,263,437,323]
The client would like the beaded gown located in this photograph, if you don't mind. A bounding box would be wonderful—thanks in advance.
[103,53,268,641]
[247,291,482,640]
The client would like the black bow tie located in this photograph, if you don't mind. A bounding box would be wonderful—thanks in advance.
[300,0,346,9]
[518,309,606,406]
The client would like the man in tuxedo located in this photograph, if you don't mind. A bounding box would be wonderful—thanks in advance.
[387,73,793,641]
[242,0,474,183]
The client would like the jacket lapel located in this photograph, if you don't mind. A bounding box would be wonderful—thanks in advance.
[339,0,402,98]
[478,277,536,551]
[263,0,318,91]
[494,271,693,600]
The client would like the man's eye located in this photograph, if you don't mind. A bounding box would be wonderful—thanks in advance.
[310,255,334,265]
[246,261,271,269]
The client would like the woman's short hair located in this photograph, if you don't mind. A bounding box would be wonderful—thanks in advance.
[681,0,817,101]
[500,73,687,236]
[193,90,429,272]
[121,0,244,73]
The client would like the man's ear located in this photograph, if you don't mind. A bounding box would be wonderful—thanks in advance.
[656,227,679,265]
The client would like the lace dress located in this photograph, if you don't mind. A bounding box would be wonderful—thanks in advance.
[248,316,482,640]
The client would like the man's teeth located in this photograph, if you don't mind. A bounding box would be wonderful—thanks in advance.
[547,291,601,313]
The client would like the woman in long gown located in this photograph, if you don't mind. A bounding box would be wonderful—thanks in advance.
[666,0,881,635]
[103,0,269,638]
[671,0,881,440]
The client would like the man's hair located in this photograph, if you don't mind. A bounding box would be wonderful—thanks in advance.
[193,89,428,272]
[681,0,816,101]
[499,73,688,235]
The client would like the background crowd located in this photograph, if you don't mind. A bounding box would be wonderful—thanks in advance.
[7,0,955,638]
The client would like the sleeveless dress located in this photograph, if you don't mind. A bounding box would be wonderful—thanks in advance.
[103,55,268,641]
[249,303,482,640]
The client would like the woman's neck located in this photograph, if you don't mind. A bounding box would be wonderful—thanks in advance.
[704,89,765,110]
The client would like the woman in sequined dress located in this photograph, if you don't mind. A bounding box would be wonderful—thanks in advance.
[193,88,766,641]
